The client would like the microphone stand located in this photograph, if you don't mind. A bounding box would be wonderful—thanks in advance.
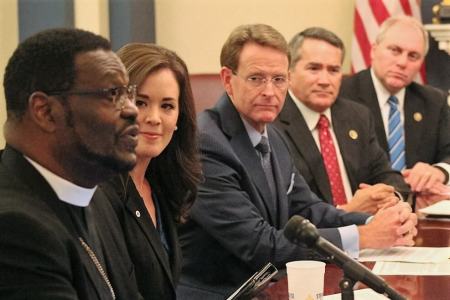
[339,275,356,300]
[284,216,406,300]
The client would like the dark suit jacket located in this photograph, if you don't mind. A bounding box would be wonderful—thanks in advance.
[177,94,369,299]
[340,69,450,168]
[275,94,410,204]
[100,175,181,300]
[0,145,142,300]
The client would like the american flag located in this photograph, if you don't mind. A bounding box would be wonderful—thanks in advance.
[351,0,426,83]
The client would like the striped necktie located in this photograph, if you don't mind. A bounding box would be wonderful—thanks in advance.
[388,96,406,171]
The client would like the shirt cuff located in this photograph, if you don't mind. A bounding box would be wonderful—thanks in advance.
[433,163,450,185]
[338,224,360,259]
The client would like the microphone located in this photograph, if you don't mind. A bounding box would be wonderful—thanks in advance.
[284,215,405,300]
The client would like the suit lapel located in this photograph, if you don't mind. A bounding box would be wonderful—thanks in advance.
[403,88,424,167]
[157,193,182,282]
[331,101,358,192]
[278,96,333,203]
[122,183,175,287]
[1,146,113,299]
[267,126,289,227]
[358,70,388,151]
[217,95,277,224]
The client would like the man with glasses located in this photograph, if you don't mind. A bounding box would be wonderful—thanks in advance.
[177,24,417,299]
[0,28,142,299]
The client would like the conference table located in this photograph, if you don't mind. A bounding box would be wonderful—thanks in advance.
[256,218,450,300]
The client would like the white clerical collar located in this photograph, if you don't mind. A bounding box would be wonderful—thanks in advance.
[370,68,405,107]
[289,89,332,131]
[25,156,97,207]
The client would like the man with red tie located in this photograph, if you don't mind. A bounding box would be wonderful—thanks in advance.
[178,24,417,299]
[275,27,410,214]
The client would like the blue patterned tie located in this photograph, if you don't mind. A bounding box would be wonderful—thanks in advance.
[255,136,277,201]
[388,96,406,171]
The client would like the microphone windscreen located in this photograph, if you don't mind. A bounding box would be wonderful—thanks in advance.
[284,215,306,244]
[284,215,319,247]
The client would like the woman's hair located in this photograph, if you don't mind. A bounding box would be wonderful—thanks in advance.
[117,43,202,222]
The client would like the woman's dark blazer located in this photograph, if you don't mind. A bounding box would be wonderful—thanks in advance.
[100,175,181,300]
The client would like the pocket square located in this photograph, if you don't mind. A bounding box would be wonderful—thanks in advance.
[286,173,295,195]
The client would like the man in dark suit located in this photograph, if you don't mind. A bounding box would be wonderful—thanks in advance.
[177,24,417,299]
[0,29,142,299]
[275,27,410,214]
[340,15,450,194]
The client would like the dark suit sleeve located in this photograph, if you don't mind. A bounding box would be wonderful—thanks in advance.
[0,211,78,300]
[189,128,368,271]
[287,168,368,245]
[281,145,370,245]
[435,92,450,165]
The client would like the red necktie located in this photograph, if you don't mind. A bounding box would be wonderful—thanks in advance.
[317,115,347,206]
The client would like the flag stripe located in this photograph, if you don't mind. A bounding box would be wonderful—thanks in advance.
[354,9,372,67]
[351,35,367,71]
[420,65,427,84]
[358,0,381,43]
[368,0,390,25]
[351,0,426,83]
[400,0,412,16]
[410,0,422,18]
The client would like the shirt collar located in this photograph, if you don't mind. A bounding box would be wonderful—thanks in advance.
[241,117,268,148]
[370,68,406,107]
[25,156,97,207]
[289,89,332,131]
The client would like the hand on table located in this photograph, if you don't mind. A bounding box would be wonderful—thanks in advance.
[402,162,446,193]
[415,182,450,210]
[358,201,417,249]
[339,183,398,214]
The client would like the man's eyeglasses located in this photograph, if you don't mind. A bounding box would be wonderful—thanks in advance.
[46,85,137,109]
[232,71,288,89]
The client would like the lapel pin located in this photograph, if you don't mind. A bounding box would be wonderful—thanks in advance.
[413,112,422,122]
[135,210,141,218]
[349,129,358,140]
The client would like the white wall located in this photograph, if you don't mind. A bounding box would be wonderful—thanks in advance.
[155,0,356,73]
[0,0,18,147]
[0,0,356,147]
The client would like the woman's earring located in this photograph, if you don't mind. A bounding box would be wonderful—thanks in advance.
[175,126,178,131]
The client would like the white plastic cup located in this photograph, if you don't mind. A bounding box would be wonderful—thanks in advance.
[286,260,326,300]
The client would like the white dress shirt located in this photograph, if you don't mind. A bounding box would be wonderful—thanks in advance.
[370,69,450,183]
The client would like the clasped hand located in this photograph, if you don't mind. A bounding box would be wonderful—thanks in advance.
[359,201,417,249]
[340,183,398,214]
[402,162,446,193]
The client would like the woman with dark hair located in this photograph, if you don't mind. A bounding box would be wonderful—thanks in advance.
[100,43,201,299]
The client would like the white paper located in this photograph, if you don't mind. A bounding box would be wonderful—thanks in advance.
[419,200,450,216]
[372,261,450,275]
[359,247,450,263]
[323,288,388,300]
